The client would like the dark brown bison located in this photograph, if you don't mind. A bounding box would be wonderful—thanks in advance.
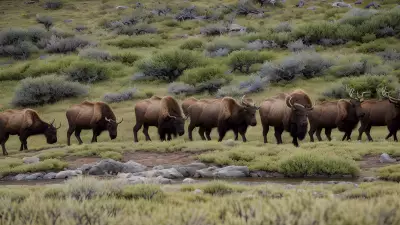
[133,96,186,142]
[66,101,123,146]
[0,109,60,155]
[358,88,400,142]
[187,95,258,142]
[182,97,199,117]
[308,87,367,142]
[259,89,313,147]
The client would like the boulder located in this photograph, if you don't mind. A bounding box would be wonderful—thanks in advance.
[156,176,172,184]
[355,0,362,4]
[88,159,146,175]
[194,166,219,178]
[174,163,207,177]
[154,168,184,179]
[77,164,93,174]
[117,173,133,179]
[122,160,147,173]
[127,176,148,184]
[14,174,28,181]
[24,172,44,180]
[214,166,249,178]
[183,178,196,184]
[332,2,352,8]
[379,153,396,163]
[23,156,40,164]
[55,170,81,179]
[43,172,57,180]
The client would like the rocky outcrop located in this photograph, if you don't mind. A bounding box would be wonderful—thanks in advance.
[87,159,147,175]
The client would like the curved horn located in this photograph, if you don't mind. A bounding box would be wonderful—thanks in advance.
[241,95,246,105]
[105,117,111,122]
[168,114,177,119]
[345,85,355,99]
[56,123,62,129]
[50,119,55,125]
[287,96,293,108]
[117,118,123,124]
[293,103,305,108]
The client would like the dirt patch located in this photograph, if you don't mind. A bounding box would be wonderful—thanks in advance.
[360,155,400,170]
[123,151,200,167]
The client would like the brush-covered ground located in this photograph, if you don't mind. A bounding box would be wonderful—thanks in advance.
[1,0,400,182]
[2,177,400,225]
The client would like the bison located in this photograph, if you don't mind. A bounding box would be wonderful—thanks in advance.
[357,87,400,142]
[0,109,60,155]
[187,95,258,142]
[259,89,313,147]
[308,87,367,142]
[133,96,186,142]
[66,101,123,146]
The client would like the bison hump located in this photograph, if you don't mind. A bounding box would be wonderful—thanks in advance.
[219,97,239,120]
[160,96,183,118]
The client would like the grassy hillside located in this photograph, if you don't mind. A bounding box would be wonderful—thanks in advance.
[0,0,399,166]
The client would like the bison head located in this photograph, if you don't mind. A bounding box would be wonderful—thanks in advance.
[287,96,312,140]
[381,87,400,109]
[44,119,61,144]
[346,85,367,118]
[161,114,185,136]
[105,117,123,140]
[241,95,259,127]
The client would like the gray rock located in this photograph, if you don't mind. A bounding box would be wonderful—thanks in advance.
[127,176,148,184]
[214,166,249,178]
[193,189,203,194]
[25,172,44,180]
[223,139,237,147]
[154,168,184,179]
[122,160,147,173]
[194,166,219,178]
[14,174,27,181]
[355,0,362,4]
[88,159,146,175]
[229,24,246,33]
[363,177,377,182]
[183,178,196,184]
[55,170,80,179]
[23,156,39,164]
[156,176,172,184]
[175,163,207,177]
[380,153,396,163]
[116,5,129,10]
[332,2,352,8]
[77,164,93,174]
[43,172,57,180]
[117,173,133,179]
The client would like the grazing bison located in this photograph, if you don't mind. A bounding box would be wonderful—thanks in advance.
[133,96,185,142]
[0,109,60,155]
[259,89,313,147]
[66,101,123,146]
[358,88,400,142]
[187,95,258,142]
[308,87,367,142]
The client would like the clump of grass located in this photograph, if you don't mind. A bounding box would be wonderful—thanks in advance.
[99,151,123,161]
[202,181,234,195]
[79,48,112,61]
[379,165,400,182]
[0,159,68,176]
[112,52,140,65]
[180,38,204,50]
[107,36,162,48]
[118,184,165,201]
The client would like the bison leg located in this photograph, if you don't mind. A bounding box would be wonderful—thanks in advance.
[159,131,166,142]
[67,127,75,146]
[198,127,206,141]
[292,136,299,147]
[365,125,373,142]
[0,133,9,156]
[167,133,172,141]
[308,126,316,142]
[357,123,367,141]
[74,128,83,145]
[262,125,269,143]
[316,128,323,142]
[217,126,227,142]
[143,124,151,141]
[188,123,196,141]
[238,126,248,142]
[19,135,28,151]
[274,126,284,144]
[133,122,143,142]
[325,128,332,141]
[394,130,398,142]
[205,128,212,141]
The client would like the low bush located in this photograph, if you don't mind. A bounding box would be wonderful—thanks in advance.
[202,181,234,195]
[44,0,63,10]
[179,65,230,85]
[200,24,228,36]
[36,15,54,31]
[1,159,68,176]
[357,40,387,53]
[137,49,204,82]
[175,6,198,21]
[236,0,260,15]
[45,36,91,53]
[379,164,400,182]
[238,75,269,94]
[287,39,313,52]
[167,82,196,96]
[274,22,292,33]
[227,50,267,73]
[327,56,390,78]
[100,151,123,161]
[119,184,165,201]
[102,88,138,103]
[12,75,88,107]
[216,85,245,98]
[65,61,110,83]
[112,52,141,65]
[115,24,157,36]
[180,38,204,50]
[278,152,360,177]
[108,36,162,48]
[258,52,333,82]
[205,37,245,57]
[246,40,278,51]
[322,75,398,99]
[79,48,112,61]
[377,49,400,61]
[0,41,38,59]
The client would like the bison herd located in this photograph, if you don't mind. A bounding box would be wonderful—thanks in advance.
[0,87,400,156]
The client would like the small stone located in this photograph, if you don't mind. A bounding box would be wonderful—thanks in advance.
[193,189,203,194]
[122,160,147,173]
[223,139,237,147]
[116,5,129,10]
[332,2,352,8]
[23,156,40,164]
[183,178,196,184]
[194,166,219,178]
[43,172,57,180]
[154,168,184,179]
[380,153,396,163]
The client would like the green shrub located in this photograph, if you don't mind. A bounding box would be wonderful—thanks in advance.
[379,164,400,182]
[294,21,339,43]
[119,185,165,201]
[45,36,91,53]
[12,75,88,107]
[0,188,29,202]
[0,41,39,59]
[79,48,112,61]
[322,75,398,99]
[1,159,68,176]
[99,151,123,161]
[115,24,157,36]
[108,36,162,48]
[137,49,204,82]
[180,38,204,50]
[227,50,266,73]
[202,181,234,195]
[357,40,387,53]
[112,52,140,65]
[361,33,376,43]
[205,37,245,57]
[179,65,230,85]
[65,61,110,83]
[278,152,360,177]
